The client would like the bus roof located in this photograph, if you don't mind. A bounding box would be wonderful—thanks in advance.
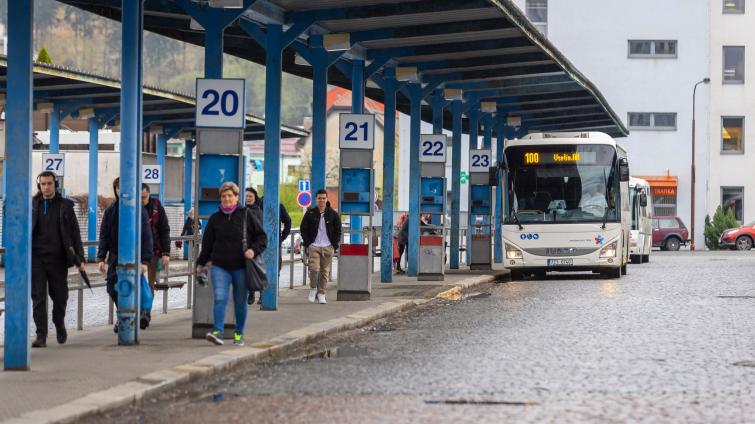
[629,177,651,188]
[505,131,619,149]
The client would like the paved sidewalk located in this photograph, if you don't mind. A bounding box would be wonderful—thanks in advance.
[0,266,506,423]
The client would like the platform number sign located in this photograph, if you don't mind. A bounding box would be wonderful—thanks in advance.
[195,78,246,129]
[142,165,162,184]
[469,149,492,172]
[419,134,447,163]
[42,153,65,177]
[339,113,375,150]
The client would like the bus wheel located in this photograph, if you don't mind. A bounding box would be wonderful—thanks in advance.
[621,264,627,275]
[602,267,621,279]
[630,254,641,264]
[642,254,650,263]
[509,270,523,281]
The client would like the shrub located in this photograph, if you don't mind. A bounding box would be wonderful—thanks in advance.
[704,206,739,250]
[36,47,53,64]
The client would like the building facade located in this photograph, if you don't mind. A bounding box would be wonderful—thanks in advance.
[707,0,753,226]
[513,0,711,247]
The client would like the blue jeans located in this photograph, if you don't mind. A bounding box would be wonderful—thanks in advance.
[211,266,247,335]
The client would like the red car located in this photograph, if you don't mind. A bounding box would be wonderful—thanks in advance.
[718,221,755,250]
[652,216,689,251]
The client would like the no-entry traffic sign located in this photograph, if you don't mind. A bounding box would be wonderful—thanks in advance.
[297,191,312,208]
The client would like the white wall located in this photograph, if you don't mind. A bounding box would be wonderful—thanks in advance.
[512,0,710,247]
[707,3,755,225]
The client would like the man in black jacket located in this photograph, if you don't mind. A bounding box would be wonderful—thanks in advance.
[141,183,170,293]
[97,178,154,332]
[300,189,341,304]
[30,171,85,348]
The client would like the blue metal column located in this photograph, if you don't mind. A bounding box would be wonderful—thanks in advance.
[183,139,194,258]
[88,118,99,260]
[204,17,224,78]
[350,60,365,244]
[260,25,284,311]
[116,0,144,345]
[50,104,61,154]
[494,114,506,264]
[449,100,463,269]
[406,83,422,277]
[310,35,329,195]
[156,133,166,202]
[4,0,34,371]
[430,90,444,133]
[468,110,479,150]
[380,68,398,283]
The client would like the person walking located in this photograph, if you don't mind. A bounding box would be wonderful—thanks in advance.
[176,208,200,251]
[396,212,408,274]
[245,187,263,221]
[196,182,267,346]
[30,171,85,348]
[300,189,341,304]
[97,177,154,332]
[141,184,170,296]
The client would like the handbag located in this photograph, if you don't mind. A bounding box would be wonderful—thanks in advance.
[242,209,268,292]
[140,274,154,312]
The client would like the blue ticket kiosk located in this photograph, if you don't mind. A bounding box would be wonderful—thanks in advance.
[418,134,447,280]
[468,149,493,270]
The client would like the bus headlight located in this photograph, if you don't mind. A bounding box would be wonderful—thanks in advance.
[505,243,523,260]
[599,241,618,258]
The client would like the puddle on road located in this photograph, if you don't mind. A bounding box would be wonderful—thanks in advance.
[716,295,755,299]
[424,399,540,406]
[301,346,369,361]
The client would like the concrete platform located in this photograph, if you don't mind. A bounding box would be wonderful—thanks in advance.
[0,265,506,423]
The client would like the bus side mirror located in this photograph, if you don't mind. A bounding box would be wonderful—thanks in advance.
[488,166,499,187]
[639,192,648,207]
[619,158,630,182]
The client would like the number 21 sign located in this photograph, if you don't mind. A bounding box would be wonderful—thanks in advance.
[339,113,375,150]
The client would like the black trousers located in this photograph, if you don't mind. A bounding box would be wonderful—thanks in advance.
[31,259,69,337]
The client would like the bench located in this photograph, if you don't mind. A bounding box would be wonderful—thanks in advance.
[154,279,187,314]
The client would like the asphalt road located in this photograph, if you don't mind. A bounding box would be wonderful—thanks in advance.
[90,251,755,423]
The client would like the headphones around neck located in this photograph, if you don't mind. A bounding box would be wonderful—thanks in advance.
[37,171,60,191]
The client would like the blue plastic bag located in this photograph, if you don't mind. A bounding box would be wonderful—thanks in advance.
[140,274,154,312]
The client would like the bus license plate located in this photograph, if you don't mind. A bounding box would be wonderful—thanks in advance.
[547,259,573,266]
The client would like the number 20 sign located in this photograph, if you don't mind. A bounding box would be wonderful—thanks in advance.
[339,113,375,150]
[469,149,492,172]
[195,78,246,129]
[419,134,447,163]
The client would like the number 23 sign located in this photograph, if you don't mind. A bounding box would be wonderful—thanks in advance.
[469,149,491,172]
[339,113,375,150]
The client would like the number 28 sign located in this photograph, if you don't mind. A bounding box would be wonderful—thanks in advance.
[142,165,161,184]
[339,113,375,150]
[195,78,246,129]
[419,134,447,163]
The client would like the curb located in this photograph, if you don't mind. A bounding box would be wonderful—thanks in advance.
[4,273,501,424]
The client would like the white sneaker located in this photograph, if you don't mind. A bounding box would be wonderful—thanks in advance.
[317,293,327,304]
[308,288,317,303]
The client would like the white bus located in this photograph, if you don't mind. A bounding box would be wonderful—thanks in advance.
[629,177,652,264]
[502,132,631,280]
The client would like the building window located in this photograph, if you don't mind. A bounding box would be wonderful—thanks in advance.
[723,0,745,13]
[722,116,744,153]
[722,186,744,223]
[628,40,678,58]
[723,46,745,83]
[628,112,677,130]
[526,0,547,36]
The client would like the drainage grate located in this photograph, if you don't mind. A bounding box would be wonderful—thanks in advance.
[733,361,755,368]
[424,399,539,406]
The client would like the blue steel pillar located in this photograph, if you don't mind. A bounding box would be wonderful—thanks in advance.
[156,133,166,202]
[183,139,194,259]
[260,25,285,311]
[309,35,330,195]
[380,69,398,283]
[449,100,463,269]
[430,90,445,133]
[116,0,144,345]
[50,104,61,154]
[406,83,422,277]
[494,113,507,264]
[4,0,34,371]
[350,60,365,244]
[88,118,99,260]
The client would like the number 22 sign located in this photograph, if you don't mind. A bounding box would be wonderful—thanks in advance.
[419,134,447,163]
[339,113,375,150]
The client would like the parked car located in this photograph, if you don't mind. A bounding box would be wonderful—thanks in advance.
[718,221,755,250]
[652,216,689,251]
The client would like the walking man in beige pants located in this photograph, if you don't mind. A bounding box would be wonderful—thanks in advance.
[300,189,342,304]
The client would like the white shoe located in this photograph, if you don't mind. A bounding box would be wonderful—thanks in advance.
[317,293,327,304]
[308,288,317,303]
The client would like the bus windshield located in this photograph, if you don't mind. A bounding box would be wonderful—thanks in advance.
[504,144,620,224]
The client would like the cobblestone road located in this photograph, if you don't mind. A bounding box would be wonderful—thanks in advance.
[92,252,755,423]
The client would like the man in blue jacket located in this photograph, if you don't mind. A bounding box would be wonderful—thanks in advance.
[96,177,154,332]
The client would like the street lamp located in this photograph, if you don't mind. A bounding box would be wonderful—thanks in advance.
[690,77,710,251]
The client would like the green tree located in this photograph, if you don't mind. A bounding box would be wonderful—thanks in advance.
[704,206,740,250]
[36,47,53,64]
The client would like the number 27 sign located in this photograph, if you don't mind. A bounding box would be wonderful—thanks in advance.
[339,113,375,150]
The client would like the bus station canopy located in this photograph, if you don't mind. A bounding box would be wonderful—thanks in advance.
[0,57,308,140]
[60,0,628,137]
